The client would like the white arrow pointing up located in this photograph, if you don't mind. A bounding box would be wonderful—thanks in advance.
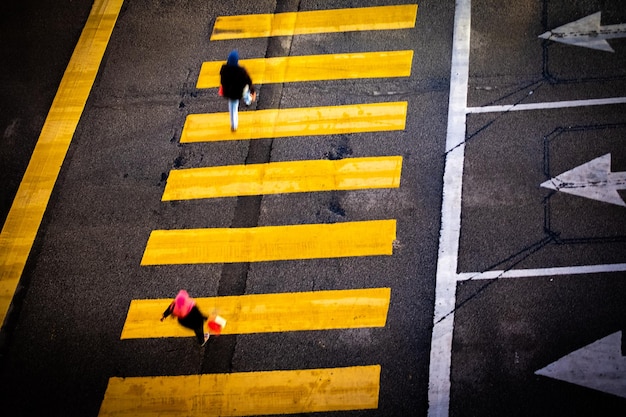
[535,331,626,398]
[539,12,626,52]
[541,153,626,207]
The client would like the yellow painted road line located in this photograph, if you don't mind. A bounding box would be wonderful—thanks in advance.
[210,4,418,40]
[180,101,407,142]
[99,365,380,416]
[141,219,396,265]
[163,156,403,200]
[121,287,390,339]
[0,0,123,328]
[196,50,413,88]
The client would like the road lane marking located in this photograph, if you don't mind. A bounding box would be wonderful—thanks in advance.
[98,365,380,416]
[538,11,626,53]
[141,219,396,265]
[457,263,626,280]
[428,0,471,416]
[210,5,418,40]
[467,96,626,113]
[180,102,407,142]
[162,156,403,200]
[196,51,413,88]
[541,153,626,207]
[121,287,391,339]
[535,331,626,398]
[0,0,123,328]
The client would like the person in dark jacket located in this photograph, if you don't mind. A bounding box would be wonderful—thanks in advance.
[220,49,256,131]
[160,290,209,346]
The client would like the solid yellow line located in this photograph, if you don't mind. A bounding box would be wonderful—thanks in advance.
[0,0,123,328]
[180,102,407,142]
[163,156,402,200]
[98,365,380,416]
[121,287,390,339]
[210,4,418,40]
[196,50,413,88]
[141,219,396,265]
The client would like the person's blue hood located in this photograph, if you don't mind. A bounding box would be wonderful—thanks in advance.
[227,50,239,66]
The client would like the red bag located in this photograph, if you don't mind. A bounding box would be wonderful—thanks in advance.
[207,315,227,335]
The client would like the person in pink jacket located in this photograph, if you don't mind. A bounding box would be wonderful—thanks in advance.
[160,290,209,346]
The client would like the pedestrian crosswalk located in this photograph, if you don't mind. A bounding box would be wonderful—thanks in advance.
[99,366,381,416]
[121,288,390,339]
[180,102,407,142]
[107,4,418,416]
[197,51,413,88]
[141,220,396,264]
[210,4,417,40]
[162,156,402,200]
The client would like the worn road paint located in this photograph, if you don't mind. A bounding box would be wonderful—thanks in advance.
[141,220,396,265]
[539,12,626,52]
[121,287,391,339]
[210,5,418,40]
[99,365,381,416]
[428,0,471,416]
[181,102,407,142]
[197,51,413,88]
[0,0,123,328]
[541,153,626,207]
[163,156,402,200]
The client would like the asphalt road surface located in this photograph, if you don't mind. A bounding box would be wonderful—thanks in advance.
[0,1,624,416]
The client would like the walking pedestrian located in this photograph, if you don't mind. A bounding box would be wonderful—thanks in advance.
[160,290,209,346]
[219,49,256,132]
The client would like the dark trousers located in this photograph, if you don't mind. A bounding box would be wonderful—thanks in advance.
[178,306,207,344]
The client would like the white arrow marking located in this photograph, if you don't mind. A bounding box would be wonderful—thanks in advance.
[541,153,626,207]
[539,12,626,52]
[535,331,626,398]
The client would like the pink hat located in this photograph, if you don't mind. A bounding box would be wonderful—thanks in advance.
[172,290,195,317]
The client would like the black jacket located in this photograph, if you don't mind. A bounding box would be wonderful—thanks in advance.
[220,64,254,100]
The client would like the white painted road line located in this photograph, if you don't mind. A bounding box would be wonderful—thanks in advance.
[457,263,626,281]
[431,2,626,416]
[539,12,626,53]
[467,96,626,113]
[428,0,471,416]
[542,153,626,207]
[535,331,626,398]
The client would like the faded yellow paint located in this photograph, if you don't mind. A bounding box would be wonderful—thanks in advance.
[163,156,402,200]
[210,4,418,40]
[141,219,396,265]
[0,0,123,327]
[197,50,413,88]
[99,365,380,416]
[180,102,407,142]
[121,287,390,339]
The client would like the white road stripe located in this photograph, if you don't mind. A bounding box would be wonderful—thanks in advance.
[430,2,626,415]
[428,0,471,416]
[457,263,626,280]
[467,96,626,113]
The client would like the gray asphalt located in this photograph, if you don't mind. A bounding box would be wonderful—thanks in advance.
[0,0,624,416]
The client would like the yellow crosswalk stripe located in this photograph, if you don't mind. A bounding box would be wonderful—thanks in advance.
[98,365,380,416]
[0,0,123,328]
[163,156,402,200]
[197,50,413,88]
[121,288,391,339]
[141,219,396,265]
[210,4,418,40]
[181,101,407,142]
